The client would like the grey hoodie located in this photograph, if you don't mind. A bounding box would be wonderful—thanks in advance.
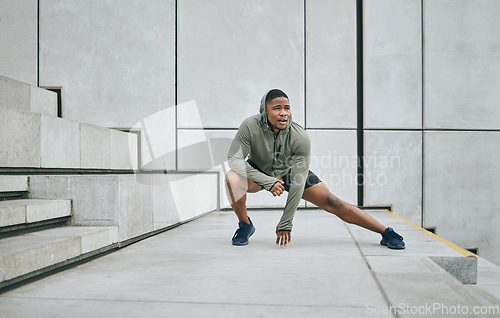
[227,90,311,231]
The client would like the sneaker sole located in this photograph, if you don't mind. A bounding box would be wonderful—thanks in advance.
[387,244,405,249]
[232,241,248,246]
[380,239,405,249]
[232,227,255,246]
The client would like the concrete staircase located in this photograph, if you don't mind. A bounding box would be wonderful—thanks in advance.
[0,77,126,290]
[0,176,118,289]
[0,75,219,290]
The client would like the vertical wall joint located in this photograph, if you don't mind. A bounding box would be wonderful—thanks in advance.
[356,0,364,206]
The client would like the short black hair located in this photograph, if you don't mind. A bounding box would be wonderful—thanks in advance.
[265,89,288,104]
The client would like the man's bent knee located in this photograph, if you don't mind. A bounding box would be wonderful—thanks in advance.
[225,170,242,188]
[225,170,260,194]
[225,171,246,204]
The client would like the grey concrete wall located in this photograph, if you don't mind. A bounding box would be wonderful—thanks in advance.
[361,0,500,265]
[422,0,500,265]
[306,0,357,129]
[424,0,500,130]
[364,0,422,129]
[424,132,500,266]
[38,0,176,128]
[0,0,37,85]
[364,131,422,224]
[177,130,235,171]
[362,0,423,223]
[308,130,358,205]
[176,0,358,207]
[177,0,304,129]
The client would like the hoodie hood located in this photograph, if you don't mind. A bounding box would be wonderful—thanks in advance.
[259,89,292,132]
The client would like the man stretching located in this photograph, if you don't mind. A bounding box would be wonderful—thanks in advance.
[225,89,405,249]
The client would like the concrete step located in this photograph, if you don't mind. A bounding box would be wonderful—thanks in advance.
[0,106,137,169]
[0,75,57,117]
[0,176,28,192]
[0,226,118,285]
[0,199,71,228]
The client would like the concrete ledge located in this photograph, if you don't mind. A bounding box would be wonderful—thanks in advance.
[81,125,138,170]
[0,202,25,227]
[40,115,80,168]
[80,227,118,254]
[29,172,219,242]
[110,129,137,170]
[80,124,110,169]
[30,86,57,117]
[25,199,72,223]
[31,226,119,255]
[384,209,476,256]
[350,209,478,286]
[0,76,30,112]
[0,77,58,117]
[0,199,71,227]
[0,226,118,283]
[0,106,137,170]
[430,256,477,284]
[0,107,41,167]
[0,176,28,192]
[0,234,80,282]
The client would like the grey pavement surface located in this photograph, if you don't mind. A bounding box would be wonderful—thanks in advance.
[0,209,499,318]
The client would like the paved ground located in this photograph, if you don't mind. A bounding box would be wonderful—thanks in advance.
[0,209,499,317]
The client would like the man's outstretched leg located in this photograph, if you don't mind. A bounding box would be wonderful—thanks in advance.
[302,182,405,249]
[225,170,261,246]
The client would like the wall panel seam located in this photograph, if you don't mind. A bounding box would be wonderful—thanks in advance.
[174,0,178,171]
[356,0,364,206]
[421,0,425,227]
[37,0,40,87]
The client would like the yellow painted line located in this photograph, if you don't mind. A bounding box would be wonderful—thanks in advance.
[384,209,476,258]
